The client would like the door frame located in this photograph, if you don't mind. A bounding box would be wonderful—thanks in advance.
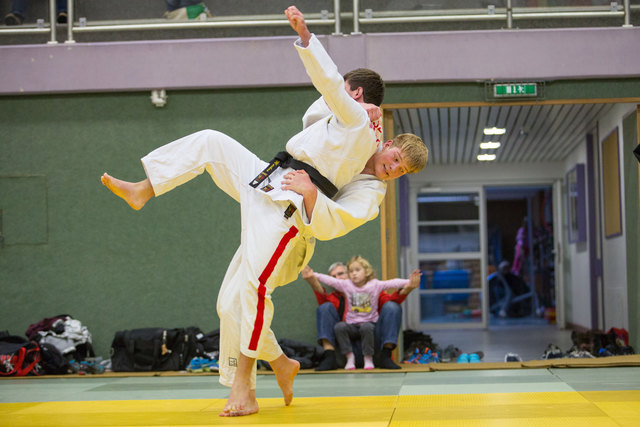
[406,185,487,330]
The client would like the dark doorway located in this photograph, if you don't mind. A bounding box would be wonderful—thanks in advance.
[486,185,555,326]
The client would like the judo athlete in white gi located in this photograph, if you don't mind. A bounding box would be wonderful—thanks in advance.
[101,6,428,417]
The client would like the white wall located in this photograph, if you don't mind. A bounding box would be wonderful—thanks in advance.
[561,103,635,330]
[562,138,591,329]
[597,104,636,330]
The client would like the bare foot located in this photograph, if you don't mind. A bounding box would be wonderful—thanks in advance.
[219,387,259,417]
[100,173,154,210]
[271,355,300,406]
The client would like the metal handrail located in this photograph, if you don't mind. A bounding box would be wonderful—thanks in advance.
[67,0,339,39]
[355,10,626,24]
[47,0,56,43]
[0,15,337,36]
[355,3,630,26]
[66,0,74,43]
[0,0,635,44]
[352,0,360,34]
[70,17,336,33]
[0,1,339,41]
[333,0,341,35]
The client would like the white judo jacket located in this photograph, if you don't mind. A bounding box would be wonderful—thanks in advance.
[286,34,387,241]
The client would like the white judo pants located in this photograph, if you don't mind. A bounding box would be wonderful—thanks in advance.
[141,129,314,389]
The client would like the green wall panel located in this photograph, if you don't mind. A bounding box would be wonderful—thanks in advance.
[0,175,47,245]
[2,78,638,359]
[0,88,381,358]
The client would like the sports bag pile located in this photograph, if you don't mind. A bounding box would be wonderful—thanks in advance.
[110,327,204,372]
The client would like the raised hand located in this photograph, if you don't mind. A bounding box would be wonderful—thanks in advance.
[407,269,422,290]
[360,102,382,122]
[301,265,314,279]
[285,6,311,46]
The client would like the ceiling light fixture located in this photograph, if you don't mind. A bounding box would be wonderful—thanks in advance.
[477,154,497,161]
[483,127,506,135]
[480,141,501,149]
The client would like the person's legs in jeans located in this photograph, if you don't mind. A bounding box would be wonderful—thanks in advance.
[334,322,359,370]
[359,322,376,369]
[374,301,403,369]
[315,302,340,371]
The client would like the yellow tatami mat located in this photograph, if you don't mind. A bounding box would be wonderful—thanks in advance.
[1,391,640,426]
[392,390,640,426]
[1,367,640,426]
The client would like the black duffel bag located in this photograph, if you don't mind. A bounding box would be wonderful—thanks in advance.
[110,327,203,372]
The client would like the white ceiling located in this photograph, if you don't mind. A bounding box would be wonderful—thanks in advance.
[392,103,616,165]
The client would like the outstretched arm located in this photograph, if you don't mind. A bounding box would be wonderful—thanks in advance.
[285,6,311,47]
[288,7,374,132]
[399,269,422,295]
[302,265,325,294]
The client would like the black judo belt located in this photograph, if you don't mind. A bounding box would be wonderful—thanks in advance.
[249,151,338,199]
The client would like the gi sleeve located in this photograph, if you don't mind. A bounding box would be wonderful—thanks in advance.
[295,34,368,129]
[306,177,386,241]
[302,96,331,129]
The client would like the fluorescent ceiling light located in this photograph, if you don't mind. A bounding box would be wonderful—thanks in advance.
[477,154,497,161]
[483,127,506,135]
[480,141,501,149]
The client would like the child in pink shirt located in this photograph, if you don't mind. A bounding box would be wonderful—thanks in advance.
[311,255,421,370]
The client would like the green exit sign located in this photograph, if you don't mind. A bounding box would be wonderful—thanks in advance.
[493,83,537,97]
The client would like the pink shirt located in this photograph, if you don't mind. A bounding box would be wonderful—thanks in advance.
[315,273,408,324]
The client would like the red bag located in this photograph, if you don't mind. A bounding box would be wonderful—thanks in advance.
[607,328,629,346]
[0,335,43,376]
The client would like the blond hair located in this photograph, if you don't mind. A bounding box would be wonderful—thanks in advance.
[391,133,429,173]
[347,255,376,283]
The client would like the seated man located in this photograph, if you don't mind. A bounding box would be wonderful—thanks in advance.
[302,262,418,370]
[489,260,532,318]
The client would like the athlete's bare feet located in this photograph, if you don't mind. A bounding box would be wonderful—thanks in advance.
[219,387,259,417]
[270,354,300,406]
[219,354,259,417]
[100,173,154,210]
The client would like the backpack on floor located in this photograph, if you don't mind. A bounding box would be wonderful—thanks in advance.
[39,342,69,374]
[0,335,43,376]
[29,315,95,363]
[110,327,203,372]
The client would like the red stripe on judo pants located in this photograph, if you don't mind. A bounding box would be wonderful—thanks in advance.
[248,225,299,351]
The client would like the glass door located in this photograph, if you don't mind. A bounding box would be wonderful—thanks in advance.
[408,189,488,329]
